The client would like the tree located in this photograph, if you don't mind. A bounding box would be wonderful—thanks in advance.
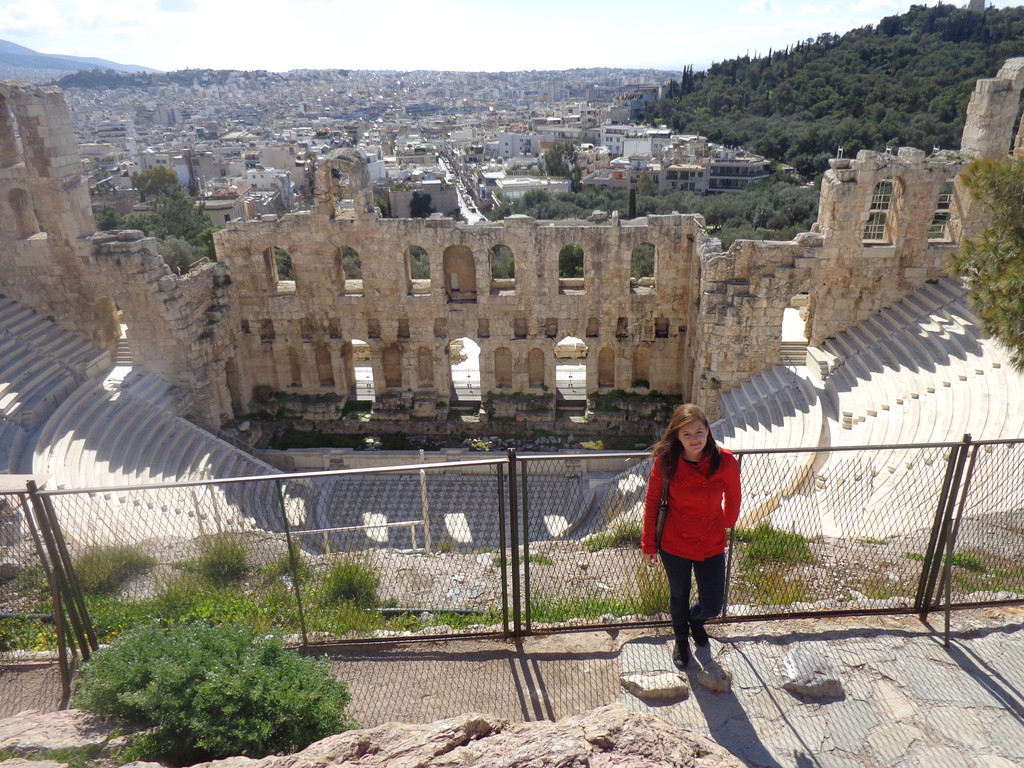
[157,236,203,274]
[558,244,584,278]
[409,191,434,218]
[95,205,124,231]
[949,157,1024,370]
[145,188,209,243]
[132,166,179,203]
[544,141,575,178]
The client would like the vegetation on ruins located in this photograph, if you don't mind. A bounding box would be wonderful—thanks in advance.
[94,180,219,272]
[73,622,355,764]
[948,156,1024,371]
[646,5,1024,176]
[499,177,819,248]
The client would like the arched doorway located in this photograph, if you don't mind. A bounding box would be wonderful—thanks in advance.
[554,336,587,405]
[449,337,481,404]
[351,339,374,401]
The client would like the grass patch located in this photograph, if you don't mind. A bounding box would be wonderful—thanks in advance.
[72,543,156,595]
[188,533,250,587]
[316,557,380,608]
[494,553,555,567]
[584,516,642,552]
[0,747,101,768]
[578,436,651,450]
[634,560,670,616]
[731,569,810,605]
[736,524,813,566]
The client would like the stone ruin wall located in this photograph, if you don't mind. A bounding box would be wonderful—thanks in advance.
[1,58,1022,429]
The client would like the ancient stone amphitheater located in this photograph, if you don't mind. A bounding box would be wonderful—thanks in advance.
[1,61,1023,542]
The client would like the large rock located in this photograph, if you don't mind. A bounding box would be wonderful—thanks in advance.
[0,709,122,755]
[0,703,745,768]
[777,646,844,699]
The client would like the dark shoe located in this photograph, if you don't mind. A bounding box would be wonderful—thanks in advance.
[690,619,710,647]
[672,639,690,670]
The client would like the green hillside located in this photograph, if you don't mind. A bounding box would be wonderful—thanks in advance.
[647,5,1024,175]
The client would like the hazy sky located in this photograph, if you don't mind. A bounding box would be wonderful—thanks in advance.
[1,0,1020,73]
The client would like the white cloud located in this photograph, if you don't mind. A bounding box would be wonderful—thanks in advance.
[740,0,776,13]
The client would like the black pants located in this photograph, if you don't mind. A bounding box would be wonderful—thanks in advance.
[659,550,726,638]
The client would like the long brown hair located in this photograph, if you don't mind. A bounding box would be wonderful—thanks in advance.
[651,403,722,479]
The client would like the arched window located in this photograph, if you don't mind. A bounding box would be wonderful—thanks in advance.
[863,180,893,243]
[490,243,515,294]
[630,242,655,293]
[928,181,955,242]
[406,245,431,295]
[417,347,433,388]
[443,244,476,302]
[631,345,650,387]
[315,344,334,388]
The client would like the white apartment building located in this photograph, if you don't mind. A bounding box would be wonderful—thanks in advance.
[498,132,539,157]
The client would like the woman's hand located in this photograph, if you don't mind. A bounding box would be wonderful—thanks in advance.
[645,552,659,567]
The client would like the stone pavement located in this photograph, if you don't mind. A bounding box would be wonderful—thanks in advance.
[621,607,1024,767]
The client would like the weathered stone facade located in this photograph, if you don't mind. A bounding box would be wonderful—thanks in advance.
[1,59,1022,430]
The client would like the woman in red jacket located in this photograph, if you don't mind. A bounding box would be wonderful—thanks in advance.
[641,403,741,669]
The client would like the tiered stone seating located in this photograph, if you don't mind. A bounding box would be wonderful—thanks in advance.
[0,297,111,475]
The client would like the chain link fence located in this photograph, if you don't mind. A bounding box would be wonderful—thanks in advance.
[2,438,1022,678]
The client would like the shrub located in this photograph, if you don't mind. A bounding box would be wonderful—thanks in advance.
[73,544,156,595]
[73,622,355,764]
[317,557,380,608]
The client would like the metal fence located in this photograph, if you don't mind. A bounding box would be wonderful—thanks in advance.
[2,436,1022,689]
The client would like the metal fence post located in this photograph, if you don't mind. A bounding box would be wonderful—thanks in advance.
[520,456,531,635]
[722,454,742,619]
[274,479,308,648]
[26,482,96,658]
[497,460,509,636]
[915,435,971,619]
[508,449,522,638]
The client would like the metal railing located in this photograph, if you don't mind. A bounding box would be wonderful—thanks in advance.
[2,436,1022,696]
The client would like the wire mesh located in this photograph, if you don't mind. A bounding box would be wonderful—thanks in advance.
[0,491,53,661]
[944,441,1024,604]
[3,439,1022,663]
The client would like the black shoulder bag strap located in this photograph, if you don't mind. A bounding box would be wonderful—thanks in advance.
[655,469,670,548]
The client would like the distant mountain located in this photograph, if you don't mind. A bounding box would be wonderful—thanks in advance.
[0,39,158,76]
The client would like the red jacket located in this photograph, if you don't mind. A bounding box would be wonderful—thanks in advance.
[641,449,741,560]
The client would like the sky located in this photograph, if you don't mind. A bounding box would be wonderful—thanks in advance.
[0,0,1021,73]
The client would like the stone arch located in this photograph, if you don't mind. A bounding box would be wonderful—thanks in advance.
[631,345,650,387]
[527,348,545,388]
[554,336,587,402]
[585,317,599,338]
[315,343,335,387]
[406,245,431,296]
[443,244,476,302]
[630,241,655,293]
[8,188,37,238]
[341,246,363,296]
[261,247,279,290]
[598,347,615,388]
[558,244,585,295]
[382,344,403,389]
[417,346,433,388]
[350,339,374,400]
[225,358,244,414]
[494,346,513,387]
[489,243,515,293]
[315,149,375,220]
[449,337,480,402]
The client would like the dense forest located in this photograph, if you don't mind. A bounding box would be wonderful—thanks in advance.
[646,5,1024,175]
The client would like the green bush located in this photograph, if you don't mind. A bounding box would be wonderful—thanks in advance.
[584,517,643,552]
[73,622,354,764]
[317,557,380,608]
[73,544,156,595]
